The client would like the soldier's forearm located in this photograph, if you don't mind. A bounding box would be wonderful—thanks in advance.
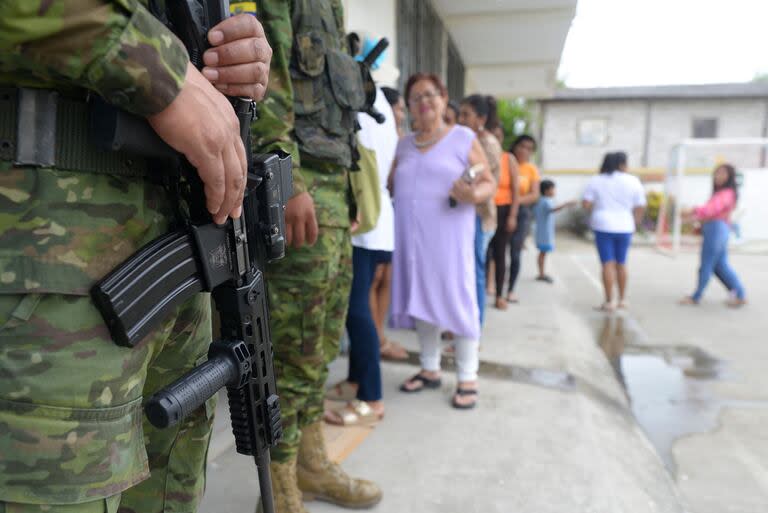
[0,0,189,116]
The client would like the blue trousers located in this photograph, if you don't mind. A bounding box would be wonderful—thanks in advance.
[692,220,745,301]
[475,215,494,325]
[346,246,390,401]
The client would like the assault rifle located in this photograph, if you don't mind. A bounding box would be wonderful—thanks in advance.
[90,2,285,513]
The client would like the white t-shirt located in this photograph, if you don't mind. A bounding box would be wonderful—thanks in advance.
[351,87,398,252]
[582,172,646,233]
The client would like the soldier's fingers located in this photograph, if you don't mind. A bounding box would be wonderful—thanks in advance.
[204,37,272,68]
[292,218,306,248]
[208,13,265,46]
[200,157,226,217]
[203,62,269,96]
[215,83,267,102]
[285,221,294,247]
[305,211,319,247]
[203,62,267,86]
[229,138,248,219]
[214,145,245,224]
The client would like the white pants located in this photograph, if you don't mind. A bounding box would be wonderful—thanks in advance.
[415,319,479,382]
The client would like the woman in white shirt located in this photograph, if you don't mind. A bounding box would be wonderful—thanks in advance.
[582,152,646,312]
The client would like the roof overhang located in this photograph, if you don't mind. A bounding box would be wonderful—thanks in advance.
[432,0,577,98]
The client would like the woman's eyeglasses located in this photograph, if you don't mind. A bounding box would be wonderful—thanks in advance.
[408,91,440,105]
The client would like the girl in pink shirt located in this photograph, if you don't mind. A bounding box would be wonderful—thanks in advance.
[681,164,746,307]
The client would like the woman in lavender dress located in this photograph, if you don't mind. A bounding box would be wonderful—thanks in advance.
[390,73,494,409]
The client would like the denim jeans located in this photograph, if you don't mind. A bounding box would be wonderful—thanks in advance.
[692,220,745,301]
[346,247,391,401]
[475,215,494,325]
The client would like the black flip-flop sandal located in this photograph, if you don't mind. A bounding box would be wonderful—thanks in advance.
[451,388,478,410]
[400,373,442,393]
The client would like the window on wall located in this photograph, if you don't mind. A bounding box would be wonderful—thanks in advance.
[577,119,609,146]
[692,118,718,138]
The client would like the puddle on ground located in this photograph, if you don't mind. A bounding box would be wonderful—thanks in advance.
[396,350,577,391]
[595,315,767,474]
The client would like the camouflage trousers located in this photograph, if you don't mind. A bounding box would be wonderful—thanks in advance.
[267,226,352,462]
[0,293,215,513]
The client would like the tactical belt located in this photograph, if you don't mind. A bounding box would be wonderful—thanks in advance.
[0,87,150,177]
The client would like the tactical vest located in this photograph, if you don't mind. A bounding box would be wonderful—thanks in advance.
[290,0,366,169]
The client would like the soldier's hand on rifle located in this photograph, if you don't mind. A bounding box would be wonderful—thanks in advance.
[148,63,248,225]
[285,192,319,248]
[202,13,272,100]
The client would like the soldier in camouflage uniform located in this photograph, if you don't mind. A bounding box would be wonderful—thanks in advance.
[246,1,382,512]
[0,2,271,512]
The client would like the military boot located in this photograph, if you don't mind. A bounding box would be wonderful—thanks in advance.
[296,422,383,509]
[255,457,308,513]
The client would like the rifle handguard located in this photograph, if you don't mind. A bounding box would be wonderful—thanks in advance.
[145,340,251,428]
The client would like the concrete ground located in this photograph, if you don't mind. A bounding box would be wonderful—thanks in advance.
[200,236,768,513]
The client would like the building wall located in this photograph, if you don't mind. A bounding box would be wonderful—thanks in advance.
[540,98,768,173]
[646,99,767,169]
[396,0,465,99]
[343,0,466,96]
[541,100,648,171]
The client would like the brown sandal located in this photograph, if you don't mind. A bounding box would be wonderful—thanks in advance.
[380,338,409,361]
[325,380,358,402]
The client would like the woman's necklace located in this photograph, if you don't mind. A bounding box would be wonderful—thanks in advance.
[414,124,447,149]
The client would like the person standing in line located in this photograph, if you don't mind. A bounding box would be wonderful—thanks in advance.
[582,152,647,312]
[367,86,409,361]
[533,180,576,283]
[324,82,399,425]
[458,95,501,325]
[0,4,271,512]
[680,164,746,307]
[487,147,520,309]
[251,2,383,511]
[383,86,407,138]
[390,73,493,409]
[500,135,541,306]
[491,125,506,149]
[445,100,460,126]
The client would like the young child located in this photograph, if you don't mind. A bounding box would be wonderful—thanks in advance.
[533,180,576,283]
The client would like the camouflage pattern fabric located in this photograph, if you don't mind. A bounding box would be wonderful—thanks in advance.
[0,0,188,116]
[252,0,356,464]
[251,0,354,227]
[266,225,352,462]
[0,292,214,512]
[249,0,305,194]
[0,1,214,511]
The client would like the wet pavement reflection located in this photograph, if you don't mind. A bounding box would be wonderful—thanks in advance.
[392,316,768,477]
[595,315,766,474]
